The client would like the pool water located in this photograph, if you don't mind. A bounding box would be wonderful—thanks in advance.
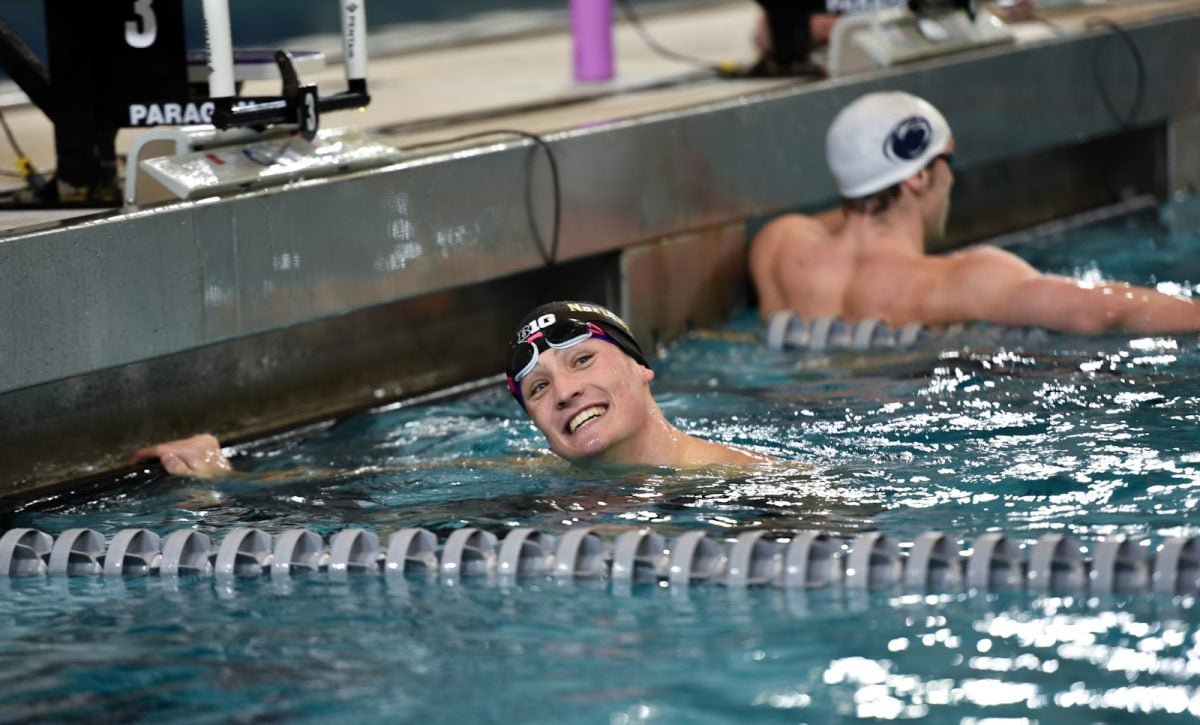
[3,195,1200,722]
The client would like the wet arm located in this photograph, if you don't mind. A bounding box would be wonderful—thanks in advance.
[945,247,1200,335]
[130,433,232,478]
[130,431,566,482]
[1002,276,1200,334]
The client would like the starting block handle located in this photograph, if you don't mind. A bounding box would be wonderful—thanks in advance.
[342,0,368,83]
[202,0,236,99]
[204,0,369,139]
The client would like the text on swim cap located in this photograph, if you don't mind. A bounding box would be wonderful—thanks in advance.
[517,314,557,343]
[565,302,631,333]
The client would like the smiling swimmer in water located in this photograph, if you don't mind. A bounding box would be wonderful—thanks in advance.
[505,301,770,468]
[132,301,772,477]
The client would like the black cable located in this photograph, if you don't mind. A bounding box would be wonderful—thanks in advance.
[614,0,725,73]
[0,107,47,193]
[400,129,562,268]
[1085,17,1146,131]
[1081,17,1148,204]
[0,18,51,194]
[0,18,52,113]
[0,108,24,158]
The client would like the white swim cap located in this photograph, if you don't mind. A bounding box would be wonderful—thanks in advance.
[826,92,952,198]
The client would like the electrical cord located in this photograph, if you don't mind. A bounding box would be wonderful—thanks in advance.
[1082,17,1147,204]
[390,129,566,375]
[1085,17,1145,131]
[614,0,727,74]
[0,108,22,158]
[400,129,562,268]
[371,2,733,140]
[370,0,743,291]
[0,107,47,192]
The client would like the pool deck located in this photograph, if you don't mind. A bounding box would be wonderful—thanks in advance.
[2,0,1200,497]
[2,0,1193,215]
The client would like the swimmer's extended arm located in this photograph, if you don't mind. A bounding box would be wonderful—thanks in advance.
[1004,276,1200,334]
[130,433,232,478]
[945,246,1200,334]
[130,431,563,482]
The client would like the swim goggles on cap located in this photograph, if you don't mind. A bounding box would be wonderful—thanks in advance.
[506,318,613,394]
[928,152,955,173]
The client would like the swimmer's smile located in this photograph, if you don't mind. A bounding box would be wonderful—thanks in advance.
[567,405,607,434]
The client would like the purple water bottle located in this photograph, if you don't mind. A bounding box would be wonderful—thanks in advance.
[570,0,614,82]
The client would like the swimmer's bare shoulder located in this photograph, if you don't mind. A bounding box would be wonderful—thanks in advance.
[750,213,839,318]
[677,437,781,469]
[751,212,834,261]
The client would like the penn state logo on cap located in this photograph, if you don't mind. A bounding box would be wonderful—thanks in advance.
[883,115,933,162]
[827,92,952,198]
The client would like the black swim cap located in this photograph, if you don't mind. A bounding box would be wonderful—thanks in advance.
[506,301,650,387]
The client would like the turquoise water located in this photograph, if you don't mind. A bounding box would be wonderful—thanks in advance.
[3,197,1200,721]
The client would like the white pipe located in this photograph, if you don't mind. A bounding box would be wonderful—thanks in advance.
[202,0,236,98]
[341,0,368,82]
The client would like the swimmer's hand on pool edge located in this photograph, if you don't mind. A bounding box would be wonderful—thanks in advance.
[129,433,233,478]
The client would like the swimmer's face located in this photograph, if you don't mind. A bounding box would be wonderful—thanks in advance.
[519,339,656,464]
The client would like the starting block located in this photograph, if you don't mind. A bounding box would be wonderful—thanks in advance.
[827,3,1015,76]
[127,125,401,205]
[0,0,370,206]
